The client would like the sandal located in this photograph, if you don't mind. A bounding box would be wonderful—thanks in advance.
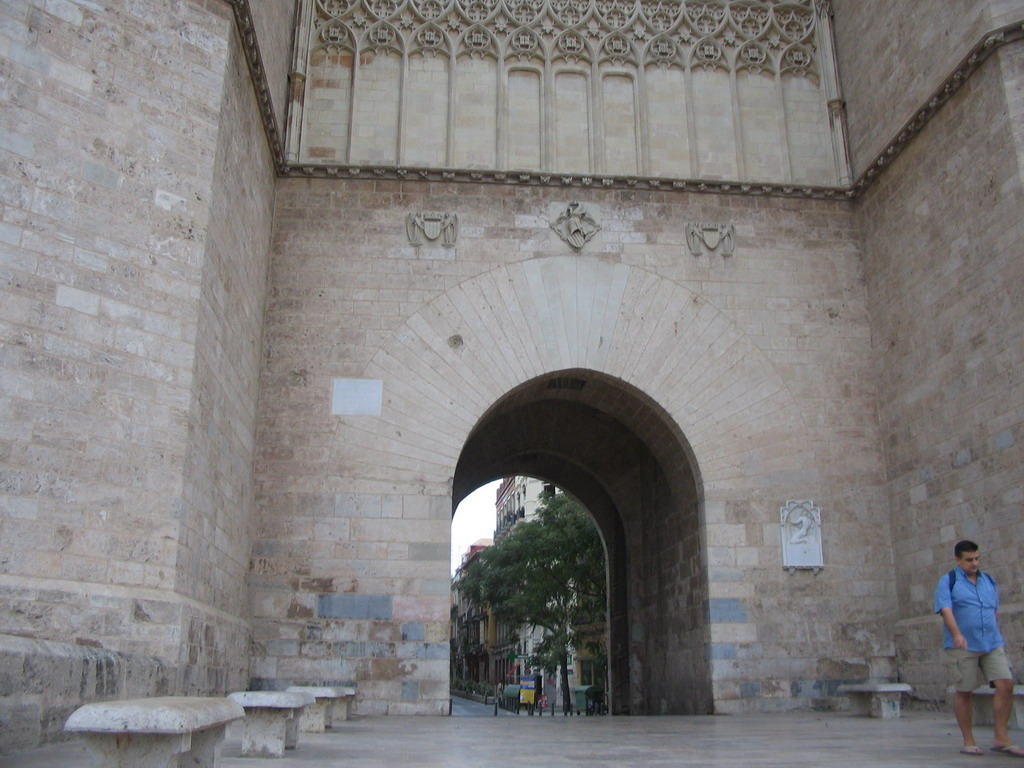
[991,745,1024,758]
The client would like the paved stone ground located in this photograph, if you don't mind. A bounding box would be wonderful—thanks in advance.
[6,708,1016,768]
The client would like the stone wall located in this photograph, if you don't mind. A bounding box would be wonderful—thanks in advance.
[0,633,172,754]
[0,0,222,660]
[0,0,1019,742]
[0,0,276,751]
[856,44,1024,701]
[254,177,894,714]
[832,0,1024,175]
[176,10,278,694]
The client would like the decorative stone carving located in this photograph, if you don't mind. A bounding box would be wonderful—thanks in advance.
[780,500,824,570]
[292,0,840,181]
[550,201,601,251]
[235,1,1024,198]
[686,222,735,257]
[406,212,459,246]
[307,0,820,73]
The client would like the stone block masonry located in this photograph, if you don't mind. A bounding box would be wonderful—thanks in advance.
[0,0,277,751]
[833,0,1003,176]
[857,41,1024,700]
[249,489,453,715]
[0,633,174,754]
[1,0,1023,750]
[255,176,895,716]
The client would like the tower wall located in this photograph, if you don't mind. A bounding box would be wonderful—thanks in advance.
[834,0,1024,175]
[853,42,1024,700]
[0,0,277,751]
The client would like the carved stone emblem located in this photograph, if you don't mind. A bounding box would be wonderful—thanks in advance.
[406,211,458,246]
[780,500,824,570]
[551,201,600,252]
[686,222,735,257]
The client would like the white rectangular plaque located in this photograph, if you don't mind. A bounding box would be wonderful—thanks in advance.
[780,500,824,570]
[332,379,383,416]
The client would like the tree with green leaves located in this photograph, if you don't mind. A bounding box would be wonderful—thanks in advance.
[456,489,607,713]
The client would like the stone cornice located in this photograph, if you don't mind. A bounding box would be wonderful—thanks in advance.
[225,0,286,171]
[279,164,853,200]
[228,0,1023,201]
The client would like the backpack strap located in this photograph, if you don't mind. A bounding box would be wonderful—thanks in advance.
[948,569,995,591]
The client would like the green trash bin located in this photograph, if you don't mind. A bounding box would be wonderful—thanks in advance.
[503,684,521,713]
[572,686,589,715]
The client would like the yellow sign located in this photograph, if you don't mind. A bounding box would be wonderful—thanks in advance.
[520,678,536,704]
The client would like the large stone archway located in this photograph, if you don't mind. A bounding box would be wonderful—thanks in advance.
[454,369,708,715]
[243,163,896,719]
[276,251,827,715]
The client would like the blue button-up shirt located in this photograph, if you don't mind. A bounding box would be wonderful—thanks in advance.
[934,567,1004,652]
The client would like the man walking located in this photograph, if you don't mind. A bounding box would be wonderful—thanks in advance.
[935,540,1022,757]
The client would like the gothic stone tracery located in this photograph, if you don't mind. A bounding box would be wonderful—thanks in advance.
[291,0,838,185]
[310,0,819,72]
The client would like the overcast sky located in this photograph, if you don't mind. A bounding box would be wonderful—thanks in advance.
[450,479,500,575]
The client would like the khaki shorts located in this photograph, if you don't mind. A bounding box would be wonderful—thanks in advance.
[947,646,1013,692]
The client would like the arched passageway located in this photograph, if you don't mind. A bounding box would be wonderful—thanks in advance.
[332,254,830,716]
[454,369,711,715]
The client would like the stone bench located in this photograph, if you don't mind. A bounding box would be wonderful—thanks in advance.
[837,683,912,718]
[286,685,356,731]
[948,685,1024,730]
[64,695,244,768]
[227,690,315,758]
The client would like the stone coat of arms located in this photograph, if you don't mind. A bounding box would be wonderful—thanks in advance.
[551,201,601,252]
[407,211,458,246]
[686,222,736,257]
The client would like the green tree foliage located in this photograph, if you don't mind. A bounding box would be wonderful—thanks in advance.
[456,489,606,712]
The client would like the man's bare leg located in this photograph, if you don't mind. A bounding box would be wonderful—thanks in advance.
[955,690,977,749]
[992,679,1014,748]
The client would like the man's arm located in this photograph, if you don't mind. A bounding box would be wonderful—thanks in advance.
[940,607,968,650]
